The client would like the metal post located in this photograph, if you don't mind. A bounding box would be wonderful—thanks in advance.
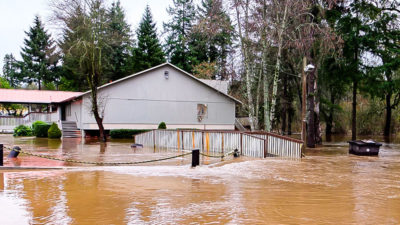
[301,56,307,157]
[8,146,20,158]
[0,144,3,166]
[153,130,156,151]
[192,149,200,167]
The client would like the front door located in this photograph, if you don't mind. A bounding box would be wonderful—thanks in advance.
[61,105,66,121]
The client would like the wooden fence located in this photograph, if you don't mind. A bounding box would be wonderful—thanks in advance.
[134,129,303,158]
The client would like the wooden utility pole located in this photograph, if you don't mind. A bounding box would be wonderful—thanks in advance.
[301,57,307,155]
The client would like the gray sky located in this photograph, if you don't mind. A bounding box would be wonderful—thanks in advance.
[0,0,172,70]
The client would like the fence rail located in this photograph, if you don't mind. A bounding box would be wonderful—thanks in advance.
[134,129,303,159]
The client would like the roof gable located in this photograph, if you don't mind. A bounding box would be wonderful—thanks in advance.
[79,63,241,104]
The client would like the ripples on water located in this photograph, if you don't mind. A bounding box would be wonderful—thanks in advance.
[0,134,400,224]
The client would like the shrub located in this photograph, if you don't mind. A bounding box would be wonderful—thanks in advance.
[35,124,51,137]
[48,123,62,139]
[31,120,47,133]
[13,125,33,136]
[110,129,150,139]
[158,122,167,129]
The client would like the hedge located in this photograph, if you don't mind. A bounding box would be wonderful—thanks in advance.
[34,124,51,137]
[13,125,33,136]
[32,120,47,134]
[48,123,62,139]
[110,129,150,139]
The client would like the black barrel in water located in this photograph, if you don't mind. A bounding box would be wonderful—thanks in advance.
[8,146,21,158]
[192,149,200,167]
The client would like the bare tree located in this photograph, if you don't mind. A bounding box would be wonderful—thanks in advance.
[233,0,257,130]
[51,0,112,141]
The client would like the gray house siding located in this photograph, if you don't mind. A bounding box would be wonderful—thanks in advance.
[68,64,236,130]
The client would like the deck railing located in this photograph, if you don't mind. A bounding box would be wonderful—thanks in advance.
[134,129,303,158]
[0,112,57,131]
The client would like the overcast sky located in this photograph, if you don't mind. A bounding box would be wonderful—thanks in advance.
[0,0,173,70]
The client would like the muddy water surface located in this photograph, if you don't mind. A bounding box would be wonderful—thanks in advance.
[1,134,400,224]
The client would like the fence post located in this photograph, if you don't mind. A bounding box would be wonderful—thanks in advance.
[192,149,199,167]
[201,131,204,153]
[221,133,224,155]
[0,144,3,166]
[182,131,184,150]
[264,139,267,158]
[177,130,180,150]
[153,130,156,151]
[192,131,195,149]
[240,133,243,155]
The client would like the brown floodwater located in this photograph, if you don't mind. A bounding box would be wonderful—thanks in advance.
[1,134,400,224]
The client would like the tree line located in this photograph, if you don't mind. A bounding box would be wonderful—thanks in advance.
[1,0,399,144]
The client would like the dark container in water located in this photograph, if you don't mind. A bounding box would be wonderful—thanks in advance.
[8,146,21,158]
[131,144,143,148]
[348,140,382,156]
[192,149,200,167]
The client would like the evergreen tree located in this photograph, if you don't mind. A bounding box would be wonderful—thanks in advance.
[105,0,134,81]
[58,4,90,91]
[2,53,21,88]
[359,0,400,136]
[0,77,11,89]
[189,0,234,79]
[19,16,58,90]
[163,0,196,72]
[132,5,165,72]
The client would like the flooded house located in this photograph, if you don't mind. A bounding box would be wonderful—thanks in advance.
[0,63,240,137]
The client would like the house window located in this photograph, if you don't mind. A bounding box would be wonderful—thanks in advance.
[197,104,207,122]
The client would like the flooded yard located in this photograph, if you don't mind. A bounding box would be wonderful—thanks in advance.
[1,134,400,224]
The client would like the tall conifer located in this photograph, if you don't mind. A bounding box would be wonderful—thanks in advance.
[2,53,21,88]
[163,0,196,72]
[133,5,165,72]
[106,0,134,81]
[20,16,58,90]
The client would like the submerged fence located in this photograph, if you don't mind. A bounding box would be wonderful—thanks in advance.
[134,129,303,158]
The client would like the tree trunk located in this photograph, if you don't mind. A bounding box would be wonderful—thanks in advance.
[261,0,270,132]
[269,0,288,131]
[255,70,263,130]
[326,92,334,142]
[307,68,316,148]
[351,80,357,140]
[88,70,107,142]
[384,92,392,136]
[93,109,106,142]
[264,71,271,131]
[288,105,293,135]
[314,69,322,145]
[281,73,288,134]
[235,0,256,131]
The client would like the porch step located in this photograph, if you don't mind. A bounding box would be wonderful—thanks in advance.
[61,121,81,138]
